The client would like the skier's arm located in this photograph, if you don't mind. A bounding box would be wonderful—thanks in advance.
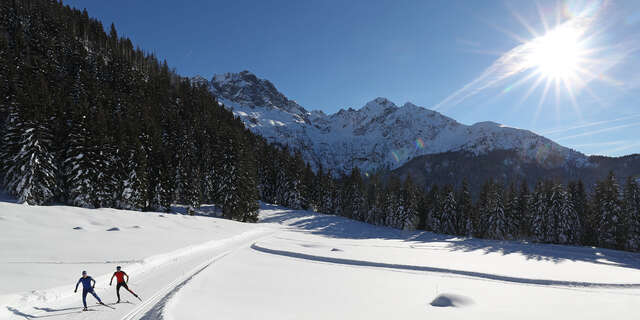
[110,273,115,285]
[74,279,80,292]
[125,272,129,283]
[91,277,96,289]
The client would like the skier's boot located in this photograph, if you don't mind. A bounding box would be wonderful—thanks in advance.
[82,307,88,311]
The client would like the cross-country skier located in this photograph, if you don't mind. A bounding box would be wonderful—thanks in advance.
[74,270,105,311]
[110,266,141,303]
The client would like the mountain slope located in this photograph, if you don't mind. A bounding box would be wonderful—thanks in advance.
[393,150,640,195]
[202,71,587,174]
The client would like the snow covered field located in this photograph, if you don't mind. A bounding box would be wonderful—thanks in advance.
[0,198,270,319]
[2,200,640,319]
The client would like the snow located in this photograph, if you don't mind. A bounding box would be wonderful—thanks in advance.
[2,200,640,319]
[205,71,587,174]
[165,205,640,320]
[0,200,269,319]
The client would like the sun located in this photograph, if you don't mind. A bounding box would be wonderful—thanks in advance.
[525,25,586,81]
[433,0,620,116]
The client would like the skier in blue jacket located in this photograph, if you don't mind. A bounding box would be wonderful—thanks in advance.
[74,271,105,311]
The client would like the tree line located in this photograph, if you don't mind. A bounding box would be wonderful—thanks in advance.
[290,169,639,252]
[252,147,640,252]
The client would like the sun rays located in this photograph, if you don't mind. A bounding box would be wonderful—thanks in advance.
[433,0,630,119]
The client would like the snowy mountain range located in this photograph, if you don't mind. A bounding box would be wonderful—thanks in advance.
[197,71,589,175]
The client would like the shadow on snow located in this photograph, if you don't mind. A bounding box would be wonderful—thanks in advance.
[251,243,640,288]
[258,203,640,271]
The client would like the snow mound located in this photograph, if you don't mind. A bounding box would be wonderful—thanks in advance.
[430,293,473,307]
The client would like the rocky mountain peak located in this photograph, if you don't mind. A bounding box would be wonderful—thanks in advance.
[362,97,397,114]
[200,71,585,173]
[210,71,308,116]
[190,75,209,87]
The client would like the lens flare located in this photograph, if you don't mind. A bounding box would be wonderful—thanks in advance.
[391,150,400,163]
[415,138,425,150]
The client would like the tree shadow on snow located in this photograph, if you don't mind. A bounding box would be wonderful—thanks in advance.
[259,203,640,271]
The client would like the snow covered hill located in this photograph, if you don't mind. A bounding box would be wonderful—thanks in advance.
[2,200,640,319]
[200,71,587,174]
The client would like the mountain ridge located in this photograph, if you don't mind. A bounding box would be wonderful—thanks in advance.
[197,70,589,175]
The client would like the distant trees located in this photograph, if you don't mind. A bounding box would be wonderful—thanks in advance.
[302,170,640,253]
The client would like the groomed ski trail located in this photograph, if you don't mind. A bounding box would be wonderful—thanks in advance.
[3,228,275,320]
[120,250,232,320]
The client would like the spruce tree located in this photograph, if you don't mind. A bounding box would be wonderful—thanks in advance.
[551,183,580,244]
[484,181,506,240]
[517,181,530,238]
[439,184,457,235]
[1,75,58,205]
[456,179,474,237]
[63,110,98,207]
[383,176,402,228]
[476,181,492,238]
[504,183,520,239]
[595,172,624,249]
[427,185,441,232]
[400,175,419,230]
[365,172,383,225]
[623,177,640,250]
[530,181,551,242]
[343,167,366,221]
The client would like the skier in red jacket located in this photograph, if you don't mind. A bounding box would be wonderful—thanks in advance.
[109,266,141,303]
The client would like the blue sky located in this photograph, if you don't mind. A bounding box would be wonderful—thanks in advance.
[65,0,640,157]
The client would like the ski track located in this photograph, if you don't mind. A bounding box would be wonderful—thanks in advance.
[120,251,232,320]
[2,228,275,320]
[117,231,276,320]
[138,255,225,320]
[251,243,640,289]
[124,233,277,320]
